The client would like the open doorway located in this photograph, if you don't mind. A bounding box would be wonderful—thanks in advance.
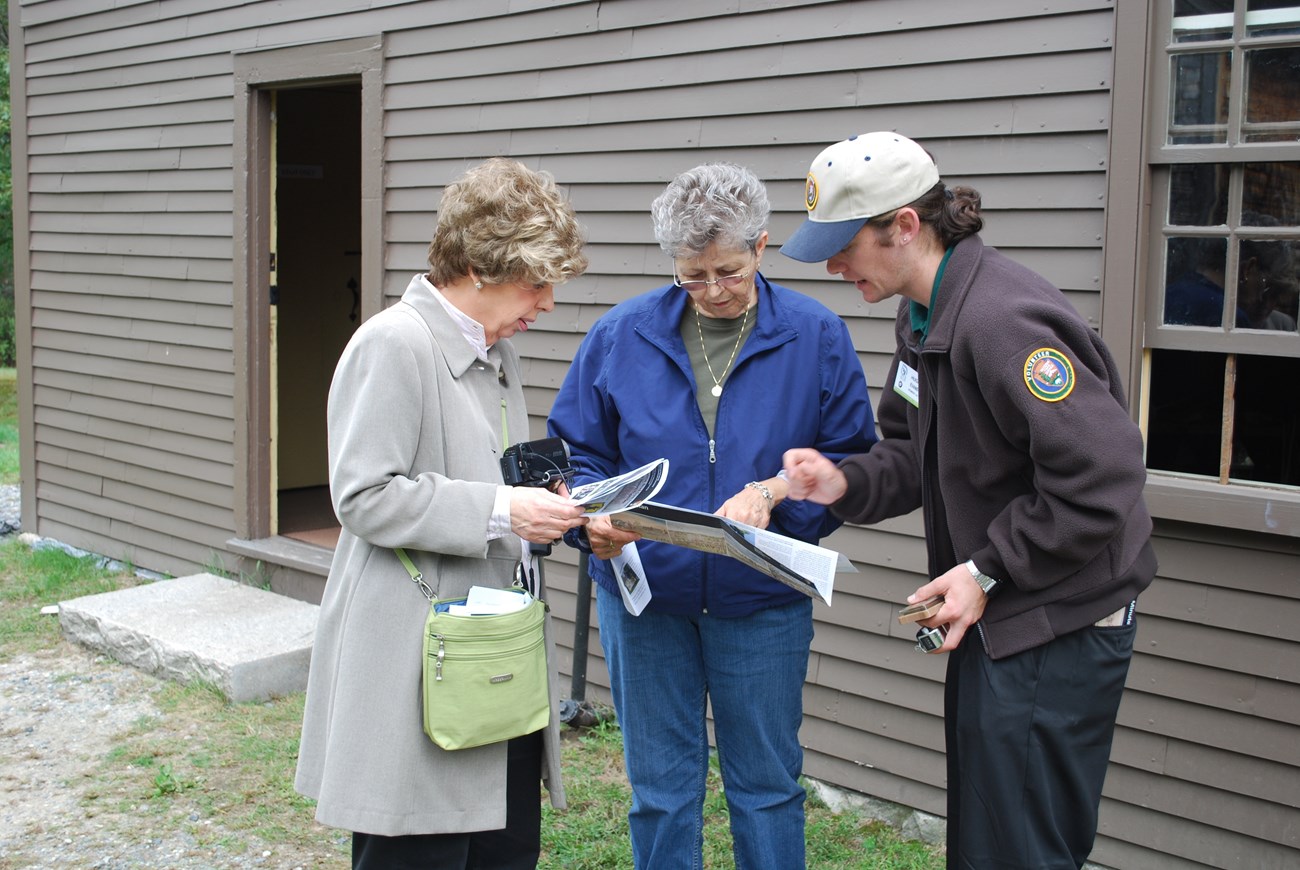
[231,36,382,600]
[271,84,362,549]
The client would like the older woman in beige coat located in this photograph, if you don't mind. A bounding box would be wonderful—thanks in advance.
[295,158,589,869]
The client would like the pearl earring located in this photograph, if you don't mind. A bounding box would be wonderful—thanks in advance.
[475,281,483,290]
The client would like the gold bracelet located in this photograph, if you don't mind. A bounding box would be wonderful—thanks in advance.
[745,481,773,507]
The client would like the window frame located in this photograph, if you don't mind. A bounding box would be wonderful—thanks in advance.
[1103,0,1300,539]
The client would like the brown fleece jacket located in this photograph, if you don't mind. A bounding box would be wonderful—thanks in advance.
[833,234,1156,659]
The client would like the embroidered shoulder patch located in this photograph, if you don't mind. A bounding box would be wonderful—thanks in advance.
[805,172,819,211]
[1023,348,1075,402]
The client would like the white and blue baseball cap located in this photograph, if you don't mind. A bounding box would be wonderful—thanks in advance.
[781,132,940,263]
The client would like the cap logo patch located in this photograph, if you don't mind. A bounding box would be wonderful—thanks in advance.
[1023,348,1075,402]
[805,172,819,212]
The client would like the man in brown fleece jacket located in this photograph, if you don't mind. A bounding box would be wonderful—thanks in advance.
[781,132,1156,870]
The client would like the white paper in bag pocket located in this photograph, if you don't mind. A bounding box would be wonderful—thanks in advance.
[448,585,533,616]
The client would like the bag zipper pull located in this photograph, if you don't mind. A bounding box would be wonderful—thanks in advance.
[433,634,445,681]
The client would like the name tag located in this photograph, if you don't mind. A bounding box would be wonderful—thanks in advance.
[893,361,920,407]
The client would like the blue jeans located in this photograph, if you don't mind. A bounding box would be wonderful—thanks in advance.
[597,588,812,870]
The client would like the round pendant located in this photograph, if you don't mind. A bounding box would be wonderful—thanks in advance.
[711,384,723,398]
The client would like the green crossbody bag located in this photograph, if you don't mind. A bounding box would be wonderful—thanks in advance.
[396,548,551,751]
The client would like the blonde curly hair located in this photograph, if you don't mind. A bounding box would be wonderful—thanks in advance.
[427,158,588,287]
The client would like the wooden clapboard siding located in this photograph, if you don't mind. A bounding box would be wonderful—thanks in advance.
[32,347,230,399]
[1129,652,1300,726]
[37,480,233,561]
[509,331,585,367]
[35,514,232,579]
[32,309,231,353]
[36,424,232,491]
[33,290,230,331]
[1106,748,1297,844]
[12,1,1300,866]
[22,54,234,99]
[32,410,231,471]
[33,384,231,445]
[36,438,232,511]
[18,0,250,571]
[28,190,234,214]
[1111,726,1299,808]
[1086,527,1300,868]
[34,329,230,376]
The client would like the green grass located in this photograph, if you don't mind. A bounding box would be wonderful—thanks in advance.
[0,536,944,867]
[86,678,334,855]
[0,540,140,658]
[0,367,16,485]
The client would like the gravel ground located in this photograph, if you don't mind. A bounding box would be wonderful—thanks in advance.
[0,486,344,869]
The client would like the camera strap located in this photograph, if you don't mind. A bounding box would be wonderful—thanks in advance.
[519,542,548,599]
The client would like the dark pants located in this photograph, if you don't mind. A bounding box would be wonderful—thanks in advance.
[944,620,1137,870]
[351,731,544,870]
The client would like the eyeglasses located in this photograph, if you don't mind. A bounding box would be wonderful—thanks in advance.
[672,268,753,293]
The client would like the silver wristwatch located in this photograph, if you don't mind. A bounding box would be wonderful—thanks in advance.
[964,559,999,595]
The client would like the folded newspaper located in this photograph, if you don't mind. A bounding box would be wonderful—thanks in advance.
[568,459,669,516]
[608,501,855,605]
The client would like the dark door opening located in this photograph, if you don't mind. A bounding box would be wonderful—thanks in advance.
[272,84,362,549]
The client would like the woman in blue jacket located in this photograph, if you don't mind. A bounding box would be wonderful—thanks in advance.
[548,163,875,869]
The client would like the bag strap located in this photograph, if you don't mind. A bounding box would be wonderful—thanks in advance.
[396,546,435,602]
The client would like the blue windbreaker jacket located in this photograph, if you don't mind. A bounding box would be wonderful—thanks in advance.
[548,274,876,617]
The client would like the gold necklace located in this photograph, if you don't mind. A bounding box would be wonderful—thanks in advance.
[694,302,749,398]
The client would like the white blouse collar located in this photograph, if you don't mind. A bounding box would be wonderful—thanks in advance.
[420,273,491,362]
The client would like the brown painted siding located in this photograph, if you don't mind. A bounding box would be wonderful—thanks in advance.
[1092,528,1300,867]
[11,1,1300,867]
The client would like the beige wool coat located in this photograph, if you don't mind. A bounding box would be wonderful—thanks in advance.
[294,274,567,836]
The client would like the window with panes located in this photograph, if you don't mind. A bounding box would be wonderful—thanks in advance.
[1144,0,1300,491]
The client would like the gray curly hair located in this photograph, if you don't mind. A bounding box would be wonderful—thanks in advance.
[650,163,771,257]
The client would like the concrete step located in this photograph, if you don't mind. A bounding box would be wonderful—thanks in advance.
[58,573,318,703]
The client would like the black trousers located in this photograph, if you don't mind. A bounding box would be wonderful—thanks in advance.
[351,731,544,870]
[944,619,1137,870]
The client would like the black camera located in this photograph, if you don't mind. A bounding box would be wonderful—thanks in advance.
[914,624,947,654]
[500,437,574,490]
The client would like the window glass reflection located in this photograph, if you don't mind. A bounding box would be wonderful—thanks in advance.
[1171,53,1231,143]
[1246,0,1300,37]
[1170,164,1230,225]
[1244,47,1300,141]
[1238,236,1299,330]
[1242,162,1300,226]
[1165,237,1230,325]
[1174,0,1235,42]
